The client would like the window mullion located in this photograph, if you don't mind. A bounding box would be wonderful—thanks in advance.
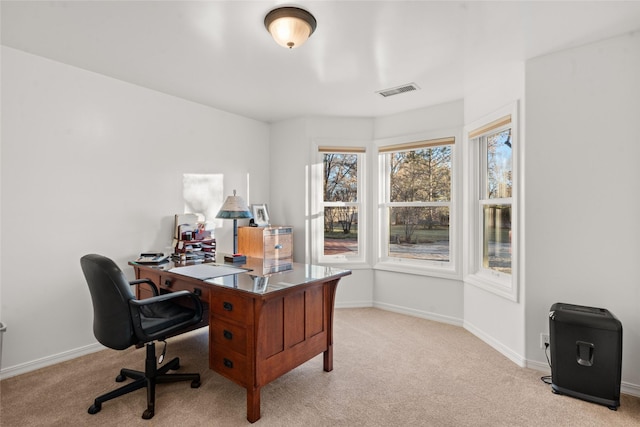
[479,198,512,205]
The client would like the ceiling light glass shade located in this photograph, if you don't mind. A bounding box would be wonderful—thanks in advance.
[215,190,253,219]
[264,7,317,49]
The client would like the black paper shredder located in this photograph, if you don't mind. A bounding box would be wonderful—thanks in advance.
[549,302,622,410]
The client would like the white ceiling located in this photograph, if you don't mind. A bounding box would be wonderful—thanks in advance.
[3,1,640,123]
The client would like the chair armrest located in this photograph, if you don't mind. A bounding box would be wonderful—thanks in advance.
[130,290,197,307]
[129,278,159,296]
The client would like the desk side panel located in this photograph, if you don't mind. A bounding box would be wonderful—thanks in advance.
[256,282,329,386]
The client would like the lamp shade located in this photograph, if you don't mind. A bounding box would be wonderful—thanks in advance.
[264,6,317,49]
[215,190,252,219]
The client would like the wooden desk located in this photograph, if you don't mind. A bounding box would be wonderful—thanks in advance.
[130,258,351,423]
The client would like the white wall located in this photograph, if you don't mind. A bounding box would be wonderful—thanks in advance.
[0,47,270,375]
[374,100,465,139]
[373,271,463,325]
[462,60,527,366]
[525,32,640,392]
[372,101,465,324]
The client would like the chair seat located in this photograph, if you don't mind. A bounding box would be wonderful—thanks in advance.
[140,301,199,335]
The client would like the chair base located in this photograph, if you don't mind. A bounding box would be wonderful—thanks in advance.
[88,342,200,419]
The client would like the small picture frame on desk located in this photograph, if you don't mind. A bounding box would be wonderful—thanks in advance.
[251,204,269,226]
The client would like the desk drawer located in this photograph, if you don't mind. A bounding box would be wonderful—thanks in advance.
[211,318,248,356]
[159,274,210,301]
[263,233,292,260]
[210,348,249,386]
[210,292,251,324]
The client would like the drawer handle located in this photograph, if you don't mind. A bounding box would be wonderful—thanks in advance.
[164,279,172,287]
[193,287,202,297]
[223,330,233,340]
[223,301,233,311]
[223,358,234,369]
[274,244,282,249]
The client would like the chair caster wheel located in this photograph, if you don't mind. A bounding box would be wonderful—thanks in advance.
[115,374,126,382]
[191,379,201,388]
[88,403,101,414]
[142,409,154,419]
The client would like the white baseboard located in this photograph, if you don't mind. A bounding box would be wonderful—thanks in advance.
[373,302,463,327]
[526,358,551,373]
[335,300,373,309]
[0,342,104,380]
[464,319,527,367]
[621,381,640,398]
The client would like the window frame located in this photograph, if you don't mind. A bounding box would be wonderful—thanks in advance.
[463,103,520,301]
[375,130,461,279]
[311,142,368,266]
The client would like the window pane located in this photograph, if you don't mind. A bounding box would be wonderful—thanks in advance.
[389,146,451,202]
[324,153,358,202]
[482,205,511,274]
[388,206,449,261]
[324,206,358,256]
[486,129,512,199]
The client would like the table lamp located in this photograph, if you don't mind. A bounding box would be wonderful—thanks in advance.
[216,190,253,263]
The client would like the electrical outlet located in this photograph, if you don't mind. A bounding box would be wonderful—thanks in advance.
[540,333,550,348]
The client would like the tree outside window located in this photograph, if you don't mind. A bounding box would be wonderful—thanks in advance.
[322,152,361,257]
[480,129,512,274]
[381,139,454,262]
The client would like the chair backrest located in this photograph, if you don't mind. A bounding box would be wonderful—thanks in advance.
[80,254,136,350]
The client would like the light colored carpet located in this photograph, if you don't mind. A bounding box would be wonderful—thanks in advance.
[1,308,639,426]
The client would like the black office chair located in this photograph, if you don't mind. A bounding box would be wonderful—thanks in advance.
[80,254,203,420]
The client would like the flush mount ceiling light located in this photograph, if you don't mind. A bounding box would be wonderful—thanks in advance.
[264,6,317,49]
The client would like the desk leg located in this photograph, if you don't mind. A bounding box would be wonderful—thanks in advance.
[323,279,338,372]
[323,345,333,372]
[247,386,261,423]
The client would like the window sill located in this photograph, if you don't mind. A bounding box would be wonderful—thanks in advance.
[374,259,461,281]
[315,259,371,270]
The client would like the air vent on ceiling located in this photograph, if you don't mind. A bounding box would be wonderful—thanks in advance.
[376,83,420,98]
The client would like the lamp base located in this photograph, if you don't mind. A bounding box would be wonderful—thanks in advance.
[224,254,246,264]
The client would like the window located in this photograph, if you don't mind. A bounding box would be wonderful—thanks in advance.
[464,104,519,300]
[378,137,455,270]
[480,127,512,274]
[313,146,366,263]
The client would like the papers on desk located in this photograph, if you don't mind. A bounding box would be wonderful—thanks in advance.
[168,264,249,280]
[135,253,170,264]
